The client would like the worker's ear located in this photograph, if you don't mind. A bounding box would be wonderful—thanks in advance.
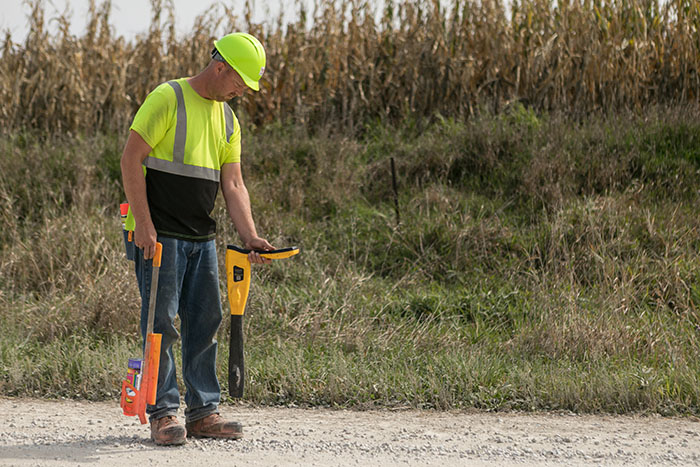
[213,61,227,75]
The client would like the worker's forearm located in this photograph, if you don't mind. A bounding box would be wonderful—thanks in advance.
[120,131,154,229]
[224,185,258,245]
[120,156,152,227]
[120,131,158,259]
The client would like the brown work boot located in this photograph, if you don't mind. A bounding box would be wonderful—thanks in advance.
[185,413,243,439]
[150,415,187,446]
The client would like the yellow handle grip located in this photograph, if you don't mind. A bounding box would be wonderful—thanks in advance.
[227,245,300,260]
[259,248,300,260]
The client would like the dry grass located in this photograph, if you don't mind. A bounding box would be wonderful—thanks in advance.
[2,107,700,411]
[2,0,699,135]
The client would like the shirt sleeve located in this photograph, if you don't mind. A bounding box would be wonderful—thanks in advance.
[221,112,241,165]
[129,83,175,150]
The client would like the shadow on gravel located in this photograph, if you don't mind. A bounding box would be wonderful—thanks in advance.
[0,435,166,464]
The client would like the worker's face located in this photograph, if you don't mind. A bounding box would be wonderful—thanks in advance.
[213,62,248,101]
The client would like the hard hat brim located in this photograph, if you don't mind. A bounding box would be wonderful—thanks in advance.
[240,74,260,91]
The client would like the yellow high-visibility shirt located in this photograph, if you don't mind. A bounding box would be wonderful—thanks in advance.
[126,78,242,240]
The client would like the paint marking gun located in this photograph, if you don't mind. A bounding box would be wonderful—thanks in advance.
[120,242,163,424]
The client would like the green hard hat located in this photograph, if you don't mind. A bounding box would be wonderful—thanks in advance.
[214,32,266,91]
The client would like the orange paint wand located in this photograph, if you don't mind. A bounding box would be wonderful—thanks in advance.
[120,242,163,424]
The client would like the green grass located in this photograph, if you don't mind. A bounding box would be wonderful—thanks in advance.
[2,106,700,415]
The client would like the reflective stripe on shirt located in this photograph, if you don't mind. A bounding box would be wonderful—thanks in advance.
[142,80,233,183]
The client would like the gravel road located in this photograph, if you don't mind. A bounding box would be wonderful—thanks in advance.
[1,397,700,466]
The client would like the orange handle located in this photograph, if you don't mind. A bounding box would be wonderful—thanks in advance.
[144,332,162,405]
[153,242,163,267]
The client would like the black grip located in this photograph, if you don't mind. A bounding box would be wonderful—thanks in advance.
[229,314,245,398]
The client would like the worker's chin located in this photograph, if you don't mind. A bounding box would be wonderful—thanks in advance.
[209,94,230,102]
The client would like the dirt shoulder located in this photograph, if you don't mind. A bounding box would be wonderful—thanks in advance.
[1,397,699,466]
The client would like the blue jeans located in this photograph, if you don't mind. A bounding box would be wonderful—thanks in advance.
[134,236,222,423]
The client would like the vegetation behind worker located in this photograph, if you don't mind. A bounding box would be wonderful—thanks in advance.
[120,32,273,446]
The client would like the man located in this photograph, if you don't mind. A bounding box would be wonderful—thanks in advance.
[120,32,273,446]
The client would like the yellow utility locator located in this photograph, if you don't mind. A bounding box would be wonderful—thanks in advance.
[225,245,300,397]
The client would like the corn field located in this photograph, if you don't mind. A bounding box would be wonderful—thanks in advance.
[1,0,700,134]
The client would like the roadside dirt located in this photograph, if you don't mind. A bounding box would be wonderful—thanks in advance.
[1,397,699,466]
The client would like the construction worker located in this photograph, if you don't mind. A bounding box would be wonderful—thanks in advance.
[120,32,273,446]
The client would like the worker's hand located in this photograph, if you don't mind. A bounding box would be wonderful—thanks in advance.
[134,220,158,260]
[245,237,275,264]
